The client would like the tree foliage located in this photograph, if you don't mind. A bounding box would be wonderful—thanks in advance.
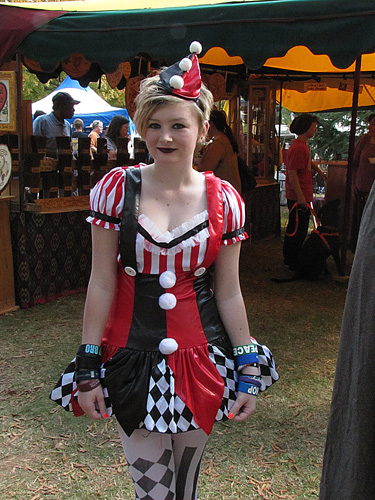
[22,68,125,109]
[280,108,375,160]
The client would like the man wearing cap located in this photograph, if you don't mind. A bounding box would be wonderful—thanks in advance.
[33,91,80,158]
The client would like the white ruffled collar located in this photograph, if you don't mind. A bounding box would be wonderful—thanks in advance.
[137,210,209,256]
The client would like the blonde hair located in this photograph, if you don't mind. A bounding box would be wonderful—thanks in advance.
[133,74,213,138]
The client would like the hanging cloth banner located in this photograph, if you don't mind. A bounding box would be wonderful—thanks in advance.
[0,6,66,67]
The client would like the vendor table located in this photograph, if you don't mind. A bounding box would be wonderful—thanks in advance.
[10,199,92,309]
[243,181,280,242]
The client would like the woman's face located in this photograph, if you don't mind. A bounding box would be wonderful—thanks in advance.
[119,123,129,137]
[306,121,318,138]
[368,117,375,134]
[144,101,205,165]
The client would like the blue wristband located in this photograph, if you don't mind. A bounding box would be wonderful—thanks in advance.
[239,375,262,388]
[235,353,259,368]
[238,381,259,396]
[83,344,101,356]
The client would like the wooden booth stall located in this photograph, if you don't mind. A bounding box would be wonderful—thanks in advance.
[0,64,149,309]
[237,80,280,242]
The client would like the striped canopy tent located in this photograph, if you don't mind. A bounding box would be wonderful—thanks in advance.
[1,0,375,112]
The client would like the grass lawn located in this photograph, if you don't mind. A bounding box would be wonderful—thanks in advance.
[0,212,350,499]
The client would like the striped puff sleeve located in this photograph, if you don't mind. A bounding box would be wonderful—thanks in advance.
[86,167,126,231]
[221,180,248,245]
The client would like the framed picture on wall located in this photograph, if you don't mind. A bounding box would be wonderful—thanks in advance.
[0,71,17,133]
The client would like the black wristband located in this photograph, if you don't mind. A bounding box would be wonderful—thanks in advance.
[75,344,102,371]
[75,369,100,382]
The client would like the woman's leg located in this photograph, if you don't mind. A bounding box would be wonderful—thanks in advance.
[118,426,208,500]
[283,200,310,269]
[172,429,208,500]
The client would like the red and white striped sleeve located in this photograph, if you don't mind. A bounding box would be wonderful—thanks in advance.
[86,167,127,231]
[221,180,248,245]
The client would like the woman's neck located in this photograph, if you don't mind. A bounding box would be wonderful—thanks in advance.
[146,161,200,189]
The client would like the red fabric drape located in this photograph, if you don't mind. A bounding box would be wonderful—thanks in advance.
[0,6,66,67]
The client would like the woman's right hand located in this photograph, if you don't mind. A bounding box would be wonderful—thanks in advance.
[77,385,108,420]
[297,194,307,208]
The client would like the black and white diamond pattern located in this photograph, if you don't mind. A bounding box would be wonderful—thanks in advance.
[208,344,237,420]
[143,359,199,433]
[50,340,279,432]
[50,359,112,415]
[129,449,175,500]
[252,339,280,391]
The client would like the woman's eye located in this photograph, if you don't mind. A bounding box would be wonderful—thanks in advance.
[173,123,185,129]
[148,123,160,129]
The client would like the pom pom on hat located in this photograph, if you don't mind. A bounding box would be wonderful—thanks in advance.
[190,41,202,54]
[158,41,202,100]
[179,58,192,71]
[170,75,184,90]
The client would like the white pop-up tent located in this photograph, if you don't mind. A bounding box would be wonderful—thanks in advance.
[32,76,135,132]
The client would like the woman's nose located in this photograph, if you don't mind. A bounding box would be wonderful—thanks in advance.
[159,129,173,142]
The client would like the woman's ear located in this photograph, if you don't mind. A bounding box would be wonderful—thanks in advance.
[199,120,210,142]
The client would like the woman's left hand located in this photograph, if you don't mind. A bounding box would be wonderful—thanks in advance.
[229,392,257,421]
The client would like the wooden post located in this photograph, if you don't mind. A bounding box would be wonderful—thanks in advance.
[0,196,18,314]
[15,53,24,212]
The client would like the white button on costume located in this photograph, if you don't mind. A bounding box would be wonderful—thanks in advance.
[159,293,177,310]
[194,267,206,277]
[159,338,179,355]
[125,266,137,276]
[159,271,177,289]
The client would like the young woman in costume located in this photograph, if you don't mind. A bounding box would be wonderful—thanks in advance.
[75,42,263,500]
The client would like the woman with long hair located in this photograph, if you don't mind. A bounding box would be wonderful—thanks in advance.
[105,114,129,160]
[197,109,241,192]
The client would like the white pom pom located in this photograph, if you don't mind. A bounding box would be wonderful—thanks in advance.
[159,338,179,355]
[159,293,177,310]
[169,75,184,89]
[159,271,177,289]
[190,41,202,54]
[179,58,192,72]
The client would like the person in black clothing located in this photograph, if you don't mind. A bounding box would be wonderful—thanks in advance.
[72,118,87,138]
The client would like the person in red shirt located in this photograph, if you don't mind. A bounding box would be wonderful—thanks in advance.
[283,114,326,271]
[350,113,375,250]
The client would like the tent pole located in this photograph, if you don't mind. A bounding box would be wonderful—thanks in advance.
[276,81,283,182]
[15,52,24,213]
[339,55,362,275]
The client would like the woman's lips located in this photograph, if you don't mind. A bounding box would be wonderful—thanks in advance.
[158,148,176,154]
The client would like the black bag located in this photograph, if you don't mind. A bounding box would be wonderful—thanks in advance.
[237,156,257,193]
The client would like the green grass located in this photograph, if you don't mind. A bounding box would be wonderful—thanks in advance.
[0,218,350,499]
